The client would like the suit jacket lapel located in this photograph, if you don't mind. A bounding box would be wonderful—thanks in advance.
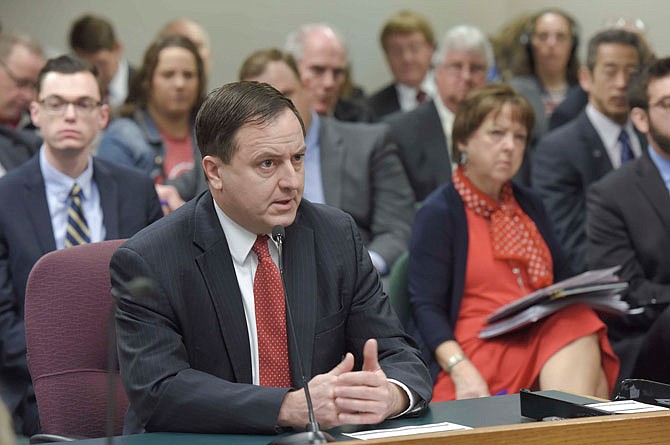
[580,112,613,178]
[318,118,344,207]
[23,157,56,253]
[93,158,120,239]
[193,193,253,383]
[424,102,451,185]
[285,212,317,381]
[636,155,670,228]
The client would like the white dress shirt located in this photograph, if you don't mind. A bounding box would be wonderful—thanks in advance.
[107,58,130,108]
[586,104,641,169]
[396,70,437,112]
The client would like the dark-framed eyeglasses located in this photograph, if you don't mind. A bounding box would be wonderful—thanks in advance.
[37,96,102,115]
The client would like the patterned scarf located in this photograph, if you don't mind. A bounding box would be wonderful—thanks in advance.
[453,166,553,290]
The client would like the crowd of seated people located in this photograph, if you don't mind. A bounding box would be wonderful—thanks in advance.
[0,6,668,439]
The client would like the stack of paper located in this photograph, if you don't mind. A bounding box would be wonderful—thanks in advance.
[479,266,630,339]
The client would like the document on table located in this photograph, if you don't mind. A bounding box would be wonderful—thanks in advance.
[586,400,670,413]
[341,421,472,440]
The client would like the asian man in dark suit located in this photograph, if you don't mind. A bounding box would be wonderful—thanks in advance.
[0,55,162,436]
[111,81,432,435]
[240,49,414,275]
[384,25,493,202]
[586,57,670,384]
[532,29,646,274]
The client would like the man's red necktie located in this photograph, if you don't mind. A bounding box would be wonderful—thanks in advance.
[252,235,292,387]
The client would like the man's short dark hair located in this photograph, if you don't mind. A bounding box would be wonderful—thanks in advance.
[195,81,304,163]
[586,28,643,71]
[69,14,117,53]
[238,48,300,82]
[627,57,670,110]
[37,54,103,98]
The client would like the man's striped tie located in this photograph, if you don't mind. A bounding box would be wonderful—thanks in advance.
[64,183,91,247]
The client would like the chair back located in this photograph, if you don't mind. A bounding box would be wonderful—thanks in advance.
[25,239,128,438]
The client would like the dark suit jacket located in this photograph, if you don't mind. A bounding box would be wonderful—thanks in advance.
[368,84,400,118]
[319,117,415,268]
[408,181,571,380]
[531,110,646,274]
[333,97,376,123]
[0,125,40,174]
[384,100,451,202]
[586,153,670,380]
[0,155,162,435]
[112,193,432,434]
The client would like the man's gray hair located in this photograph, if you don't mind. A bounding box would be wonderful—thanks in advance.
[284,23,348,62]
[432,25,494,69]
[0,31,43,62]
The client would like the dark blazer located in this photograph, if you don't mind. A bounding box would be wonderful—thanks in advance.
[333,97,376,123]
[531,110,646,274]
[0,155,162,435]
[408,181,571,380]
[112,193,432,434]
[384,100,451,202]
[319,117,415,268]
[0,125,40,174]
[587,153,670,381]
[368,84,401,118]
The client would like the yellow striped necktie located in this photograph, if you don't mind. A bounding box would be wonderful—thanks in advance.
[64,183,91,247]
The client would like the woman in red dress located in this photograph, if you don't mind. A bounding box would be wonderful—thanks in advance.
[408,84,619,401]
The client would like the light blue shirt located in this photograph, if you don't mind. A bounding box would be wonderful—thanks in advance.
[647,145,670,193]
[40,147,105,249]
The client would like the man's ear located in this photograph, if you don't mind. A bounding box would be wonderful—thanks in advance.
[578,66,593,94]
[29,101,41,128]
[630,107,649,134]
[202,155,223,189]
[98,104,110,130]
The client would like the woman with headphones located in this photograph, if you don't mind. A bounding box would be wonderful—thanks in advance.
[509,8,580,183]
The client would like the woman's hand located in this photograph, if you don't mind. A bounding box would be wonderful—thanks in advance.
[449,359,490,399]
[435,340,490,399]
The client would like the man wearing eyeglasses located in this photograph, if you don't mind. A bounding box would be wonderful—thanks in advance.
[0,32,45,177]
[0,54,162,436]
[384,25,492,201]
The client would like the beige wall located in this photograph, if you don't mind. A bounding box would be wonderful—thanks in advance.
[1,0,667,93]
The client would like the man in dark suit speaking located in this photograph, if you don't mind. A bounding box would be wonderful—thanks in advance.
[111,82,432,434]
